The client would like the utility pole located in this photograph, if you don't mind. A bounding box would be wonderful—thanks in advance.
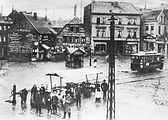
[106,12,116,120]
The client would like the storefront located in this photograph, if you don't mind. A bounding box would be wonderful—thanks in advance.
[143,35,156,51]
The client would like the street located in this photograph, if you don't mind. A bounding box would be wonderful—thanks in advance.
[0,56,168,120]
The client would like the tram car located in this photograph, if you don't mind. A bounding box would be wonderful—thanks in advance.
[130,51,164,71]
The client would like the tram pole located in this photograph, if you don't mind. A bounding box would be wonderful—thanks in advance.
[107,12,116,120]
[11,84,16,105]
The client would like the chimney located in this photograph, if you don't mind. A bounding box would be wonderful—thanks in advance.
[33,12,37,20]
[74,4,77,17]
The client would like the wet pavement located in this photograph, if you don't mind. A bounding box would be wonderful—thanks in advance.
[0,56,168,120]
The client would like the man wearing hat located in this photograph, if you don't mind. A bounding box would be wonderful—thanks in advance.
[101,79,108,100]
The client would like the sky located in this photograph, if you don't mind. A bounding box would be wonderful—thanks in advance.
[0,0,167,20]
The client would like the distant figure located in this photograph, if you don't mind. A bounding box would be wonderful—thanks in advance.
[51,92,58,115]
[62,93,72,119]
[19,88,28,104]
[46,95,52,113]
[93,58,97,68]
[95,87,102,102]
[40,84,45,96]
[75,84,82,107]
[34,91,42,114]
[101,80,108,100]
[31,84,37,95]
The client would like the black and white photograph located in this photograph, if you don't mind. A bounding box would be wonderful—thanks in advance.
[0,0,168,120]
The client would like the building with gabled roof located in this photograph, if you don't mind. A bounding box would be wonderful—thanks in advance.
[84,1,141,55]
[56,16,87,53]
[8,11,57,62]
[142,9,168,55]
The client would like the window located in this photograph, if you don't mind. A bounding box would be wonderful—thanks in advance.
[127,30,131,38]
[96,29,100,37]
[161,16,163,23]
[4,26,6,30]
[132,31,137,38]
[151,26,154,31]
[102,18,106,24]
[102,29,106,37]
[145,26,149,31]
[3,36,6,42]
[0,26,2,30]
[128,19,131,25]
[97,18,100,24]
[158,26,161,34]
[0,36,1,42]
[118,29,122,38]
[133,19,136,25]
[118,18,122,25]
[70,27,73,32]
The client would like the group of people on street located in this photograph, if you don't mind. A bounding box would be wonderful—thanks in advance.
[17,79,108,119]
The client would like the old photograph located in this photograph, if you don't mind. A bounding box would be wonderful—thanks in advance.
[0,0,168,120]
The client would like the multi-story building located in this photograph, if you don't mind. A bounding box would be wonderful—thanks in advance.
[8,11,57,62]
[0,15,13,59]
[56,16,87,51]
[142,9,168,56]
[84,1,141,55]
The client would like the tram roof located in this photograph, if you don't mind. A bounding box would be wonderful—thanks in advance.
[46,67,103,78]
[131,51,163,56]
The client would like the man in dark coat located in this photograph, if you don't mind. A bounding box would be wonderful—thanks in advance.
[34,91,42,114]
[75,85,82,107]
[20,88,28,104]
[101,80,108,100]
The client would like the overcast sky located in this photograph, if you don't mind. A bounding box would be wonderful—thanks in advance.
[0,0,167,20]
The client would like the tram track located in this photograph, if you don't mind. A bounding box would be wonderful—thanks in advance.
[116,75,165,85]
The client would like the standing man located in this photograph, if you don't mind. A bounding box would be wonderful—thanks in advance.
[101,80,108,100]
[34,91,42,114]
[75,84,81,107]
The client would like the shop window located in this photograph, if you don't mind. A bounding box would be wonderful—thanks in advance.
[97,18,100,24]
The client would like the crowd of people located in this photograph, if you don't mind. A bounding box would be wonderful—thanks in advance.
[16,79,108,119]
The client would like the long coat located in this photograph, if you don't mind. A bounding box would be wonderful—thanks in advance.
[34,92,42,104]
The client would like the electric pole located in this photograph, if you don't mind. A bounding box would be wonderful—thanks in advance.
[106,12,116,120]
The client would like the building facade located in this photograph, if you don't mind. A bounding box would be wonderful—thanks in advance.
[0,15,13,59]
[142,9,168,56]
[8,11,57,62]
[56,17,87,51]
[84,1,141,55]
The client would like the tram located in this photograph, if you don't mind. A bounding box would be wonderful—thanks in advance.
[130,51,164,71]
